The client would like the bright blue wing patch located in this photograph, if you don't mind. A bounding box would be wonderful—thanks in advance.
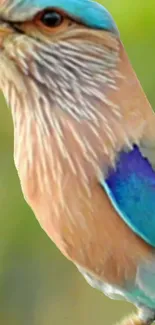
[101,145,155,247]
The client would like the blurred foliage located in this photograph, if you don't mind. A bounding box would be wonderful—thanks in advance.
[0,1,155,324]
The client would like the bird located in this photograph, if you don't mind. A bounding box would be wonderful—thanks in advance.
[0,0,155,324]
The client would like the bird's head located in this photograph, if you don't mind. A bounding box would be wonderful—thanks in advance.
[0,0,135,205]
[0,0,122,171]
[0,0,119,113]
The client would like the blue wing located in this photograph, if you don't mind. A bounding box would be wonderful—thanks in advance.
[101,145,155,247]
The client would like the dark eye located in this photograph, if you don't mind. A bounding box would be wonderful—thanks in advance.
[40,10,63,28]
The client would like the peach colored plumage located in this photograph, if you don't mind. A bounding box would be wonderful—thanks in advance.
[0,1,155,324]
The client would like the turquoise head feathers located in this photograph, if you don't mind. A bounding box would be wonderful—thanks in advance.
[0,0,118,34]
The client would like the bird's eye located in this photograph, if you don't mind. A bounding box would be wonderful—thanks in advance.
[37,10,64,29]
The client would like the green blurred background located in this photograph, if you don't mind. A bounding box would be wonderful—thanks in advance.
[0,1,155,324]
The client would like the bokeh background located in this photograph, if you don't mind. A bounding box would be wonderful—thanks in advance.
[0,1,155,324]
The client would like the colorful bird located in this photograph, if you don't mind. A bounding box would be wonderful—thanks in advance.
[0,0,155,324]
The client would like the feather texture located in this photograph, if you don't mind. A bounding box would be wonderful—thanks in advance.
[0,0,118,33]
[0,1,155,324]
[101,145,155,246]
